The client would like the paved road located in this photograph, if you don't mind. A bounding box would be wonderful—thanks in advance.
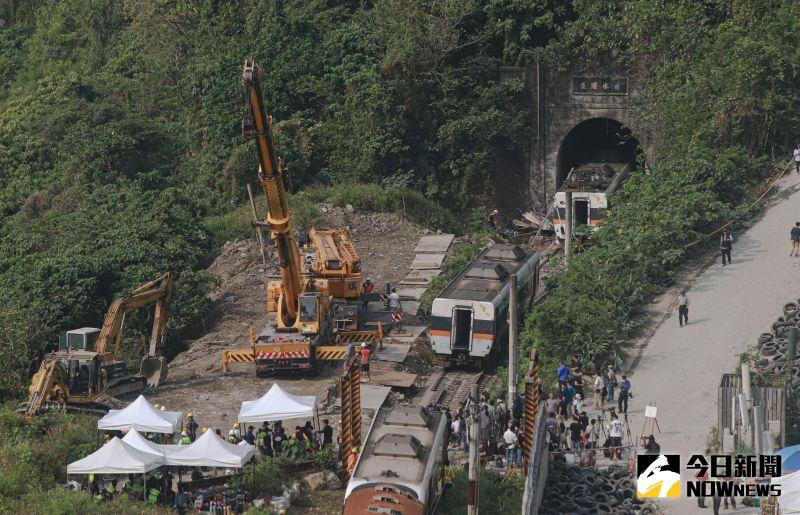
[625,173,800,513]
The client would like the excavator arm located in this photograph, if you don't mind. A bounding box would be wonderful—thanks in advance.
[242,58,304,327]
[95,272,174,386]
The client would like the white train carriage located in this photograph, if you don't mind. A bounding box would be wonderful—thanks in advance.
[343,405,448,515]
[430,244,540,368]
[552,161,632,239]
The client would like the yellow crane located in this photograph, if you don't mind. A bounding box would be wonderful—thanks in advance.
[223,60,379,376]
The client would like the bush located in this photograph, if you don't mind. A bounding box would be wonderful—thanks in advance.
[438,467,524,514]
[231,458,286,498]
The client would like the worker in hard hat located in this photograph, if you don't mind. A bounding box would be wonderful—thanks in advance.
[154,404,161,410]
[185,412,198,442]
[179,430,191,445]
[359,343,371,381]
[233,422,241,440]
[487,208,500,231]
[360,276,374,310]
[228,429,237,444]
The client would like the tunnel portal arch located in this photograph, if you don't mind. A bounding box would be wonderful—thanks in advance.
[555,117,642,188]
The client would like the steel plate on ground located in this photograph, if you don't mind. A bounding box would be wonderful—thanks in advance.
[414,234,455,253]
[373,343,412,363]
[409,253,446,270]
[368,369,417,388]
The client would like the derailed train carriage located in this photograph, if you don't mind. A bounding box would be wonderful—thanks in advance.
[430,244,540,368]
[343,405,448,515]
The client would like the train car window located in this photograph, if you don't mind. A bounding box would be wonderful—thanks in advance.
[575,199,589,226]
[372,496,400,504]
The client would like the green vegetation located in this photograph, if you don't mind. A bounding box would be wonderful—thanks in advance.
[0,404,160,513]
[439,467,525,515]
[522,0,800,378]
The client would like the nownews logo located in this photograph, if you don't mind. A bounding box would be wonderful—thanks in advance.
[636,455,680,498]
[637,454,782,499]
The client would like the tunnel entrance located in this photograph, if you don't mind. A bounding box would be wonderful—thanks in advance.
[556,118,641,188]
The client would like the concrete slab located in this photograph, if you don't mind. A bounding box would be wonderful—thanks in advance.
[410,253,446,270]
[401,301,420,316]
[360,384,391,411]
[400,269,442,286]
[397,287,426,300]
[373,343,412,363]
[369,369,417,388]
[414,234,455,253]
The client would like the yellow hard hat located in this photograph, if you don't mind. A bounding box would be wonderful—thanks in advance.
[154,404,161,409]
[492,209,499,215]
[202,427,207,433]
[187,412,193,418]
[234,423,240,429]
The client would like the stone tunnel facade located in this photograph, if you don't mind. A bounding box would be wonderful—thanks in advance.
[498,62,655,211]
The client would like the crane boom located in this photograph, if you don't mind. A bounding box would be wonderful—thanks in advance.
[242,58,303,326]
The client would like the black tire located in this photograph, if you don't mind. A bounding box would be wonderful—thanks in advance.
[759,333,775,345]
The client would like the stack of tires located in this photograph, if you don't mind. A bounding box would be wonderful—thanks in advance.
[754,301,800,386]
[540,465,657,514]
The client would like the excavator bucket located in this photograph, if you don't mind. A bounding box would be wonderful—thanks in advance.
[140,357,168,388]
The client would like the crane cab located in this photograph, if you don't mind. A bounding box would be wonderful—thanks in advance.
[298,292,322,335]
[64,351,103,397]
[59,328,101,352]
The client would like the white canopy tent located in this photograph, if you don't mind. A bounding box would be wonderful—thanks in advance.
[67,437,163,475]
[166,428,256,468]
[97,395,183,434]
[122,429,180,457]
[774,470,800,513]
[238,383,317,424]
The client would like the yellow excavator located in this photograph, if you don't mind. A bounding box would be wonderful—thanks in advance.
[237,59,379,376]
[25,273,174,418]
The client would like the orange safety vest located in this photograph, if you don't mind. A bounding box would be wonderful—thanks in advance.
[360,349,370,365]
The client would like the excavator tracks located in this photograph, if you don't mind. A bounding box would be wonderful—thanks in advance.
[419,368,489,412]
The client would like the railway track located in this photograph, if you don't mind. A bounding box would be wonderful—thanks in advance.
[419,368,489,412]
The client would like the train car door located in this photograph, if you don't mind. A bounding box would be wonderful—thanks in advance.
[574,199,589,227]
[451,308,473,352]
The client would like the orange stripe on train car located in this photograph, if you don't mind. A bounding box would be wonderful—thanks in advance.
[430,329,451,337]
[473,333,494,340]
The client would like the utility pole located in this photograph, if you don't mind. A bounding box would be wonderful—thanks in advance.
[247,183,269,269]
[508,274,518,408]
[564,191,572,268]
[467,384,480,515]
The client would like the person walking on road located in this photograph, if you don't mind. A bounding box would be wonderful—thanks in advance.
[791,222,800,257]
[618,375,631,414]
[794,143,800,174]
[676,290,690,327]
[593,372,605,409]
[720,228,733,265]
[605,366,617,402]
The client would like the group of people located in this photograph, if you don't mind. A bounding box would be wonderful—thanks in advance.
[544,356,635,463]
[448,393,525,469]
